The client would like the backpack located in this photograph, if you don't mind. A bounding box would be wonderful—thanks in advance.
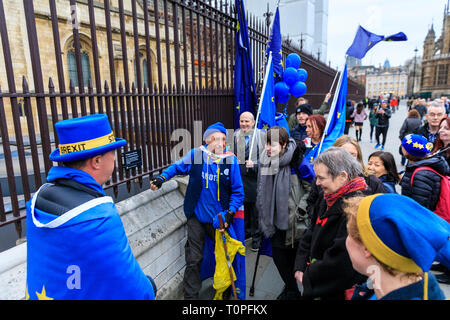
[411,166,450,223]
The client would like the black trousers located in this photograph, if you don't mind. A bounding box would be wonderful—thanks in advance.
[183,216,216,300]
[375,126,389,146]
[244,201,260,241]
[270,229,299,294]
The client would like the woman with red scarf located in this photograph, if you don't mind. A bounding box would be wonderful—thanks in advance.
[294,147,375,300]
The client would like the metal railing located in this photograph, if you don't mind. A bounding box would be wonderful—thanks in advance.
[0,0,363,240]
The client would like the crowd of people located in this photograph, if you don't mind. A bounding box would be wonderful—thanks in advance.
[25,92,450,301]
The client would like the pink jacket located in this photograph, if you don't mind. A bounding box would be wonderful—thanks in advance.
[351,109,367,123]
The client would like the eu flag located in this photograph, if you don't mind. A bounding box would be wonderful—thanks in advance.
[26,181,155,300]
[200,206,246,300]
[257,53,276,130]
[304,65,348,163]
[265,6,283,81]
[346,26,407,59]
[234,0,257,129]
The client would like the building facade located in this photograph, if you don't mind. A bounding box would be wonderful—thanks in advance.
[420,6,450,98]
[365,64,408,99]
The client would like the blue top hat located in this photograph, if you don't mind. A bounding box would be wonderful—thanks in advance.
[49,114,127,162]
[401,134,433,157]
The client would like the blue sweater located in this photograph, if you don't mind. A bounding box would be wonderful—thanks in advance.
[161,146,244,223]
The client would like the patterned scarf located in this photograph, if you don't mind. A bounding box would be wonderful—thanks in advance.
[324,176,367,208]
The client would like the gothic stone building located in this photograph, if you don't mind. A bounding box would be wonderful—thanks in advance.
[421,7,450,98]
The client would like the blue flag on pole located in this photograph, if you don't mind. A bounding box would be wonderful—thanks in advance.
[265,6,283,81]
[303,65,348,165]
[234,0,257,129]
[346,25,407,59]
[257,54,276,130]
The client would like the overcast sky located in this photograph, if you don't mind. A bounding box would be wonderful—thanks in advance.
[327,0,448,69]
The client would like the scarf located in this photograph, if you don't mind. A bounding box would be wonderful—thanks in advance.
[324,176,367,208]
[256,138,296,238]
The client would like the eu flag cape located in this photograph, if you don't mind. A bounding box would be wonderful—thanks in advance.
[234,0,257,129]
[26,182,155,300]
[200,206,246,300]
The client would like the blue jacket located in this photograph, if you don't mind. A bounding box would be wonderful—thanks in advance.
[161,146,244,223]
[351,273,446,300]
[378,174,397,194]
[26,166,155,300]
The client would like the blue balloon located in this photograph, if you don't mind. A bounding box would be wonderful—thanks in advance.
[297,68,308,82]
[290,81,307,97]
[278,93,291,104]
[283,67,298,86]
[274,81,290,98]
[285,53,301,69]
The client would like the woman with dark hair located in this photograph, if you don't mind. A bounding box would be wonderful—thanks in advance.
[367,151,400,193]
[254,126,300,299]
[350,103,368,142]
[432,117,450,166]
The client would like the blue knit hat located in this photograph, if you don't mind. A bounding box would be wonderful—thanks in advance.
[203,122,227,141]
[357,194,450,274]
[401,134,433,157]
[49,114,126,162]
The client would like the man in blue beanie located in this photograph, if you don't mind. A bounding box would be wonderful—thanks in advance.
[150,122,244,299]
[26,114,156,300]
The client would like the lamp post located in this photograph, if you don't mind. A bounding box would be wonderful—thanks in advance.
[412,47,418,97]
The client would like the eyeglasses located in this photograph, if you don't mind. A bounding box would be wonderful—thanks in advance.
[428,113,444,118]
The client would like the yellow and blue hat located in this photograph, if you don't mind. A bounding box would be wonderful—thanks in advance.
[357,194,450,274]
[401,134,433,157]
[49,114,126,162]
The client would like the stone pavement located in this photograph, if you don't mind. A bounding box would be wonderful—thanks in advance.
[200,99,450,300]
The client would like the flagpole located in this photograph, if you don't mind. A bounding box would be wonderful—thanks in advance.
[248,51,273,163]
[316,64,345,155]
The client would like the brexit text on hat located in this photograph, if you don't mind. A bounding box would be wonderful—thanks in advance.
[59,132,115,155]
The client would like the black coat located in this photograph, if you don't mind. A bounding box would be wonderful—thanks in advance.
[399,117,422,141]
[306,174,385,218]
[400,155,449,211]
[295,189,370,300]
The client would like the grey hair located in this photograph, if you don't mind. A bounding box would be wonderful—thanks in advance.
[427,102,446,113]
[313,146,362,180]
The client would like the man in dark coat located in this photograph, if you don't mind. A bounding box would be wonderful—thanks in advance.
[290,103,313,143]
[233,112,265,250]
[400,134,449,212]
[413,102,446,144]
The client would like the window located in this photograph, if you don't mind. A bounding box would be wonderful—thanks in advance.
[67,50,92,87]
[437,64,448,85]
[134,52,149,88]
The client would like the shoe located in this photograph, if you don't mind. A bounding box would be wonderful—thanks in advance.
[251,239,260,252]
[380,145,384,150]
[374,144,380,149]
[430,263,447,273]
[436,273,450,285]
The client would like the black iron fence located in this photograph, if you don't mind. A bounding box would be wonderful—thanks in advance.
[0,0,363,240]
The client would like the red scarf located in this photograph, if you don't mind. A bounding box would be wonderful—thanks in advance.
[324,176,367,208]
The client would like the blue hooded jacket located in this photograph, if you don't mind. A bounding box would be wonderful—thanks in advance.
[161,146,244,223]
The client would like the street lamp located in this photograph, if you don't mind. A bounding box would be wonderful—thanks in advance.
[412,47,418,97]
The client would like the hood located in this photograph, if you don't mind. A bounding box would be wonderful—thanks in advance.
[408,155,449,175]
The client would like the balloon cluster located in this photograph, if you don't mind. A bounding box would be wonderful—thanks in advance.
[274,53,308,103]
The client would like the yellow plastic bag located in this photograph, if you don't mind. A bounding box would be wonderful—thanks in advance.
[212,229,245,300]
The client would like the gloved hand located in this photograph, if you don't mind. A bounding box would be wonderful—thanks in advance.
[150,176,165,190]
[213,210,234,230]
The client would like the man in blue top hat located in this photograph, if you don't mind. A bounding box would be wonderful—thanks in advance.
[150,122,245,299]
[26,114,156,300]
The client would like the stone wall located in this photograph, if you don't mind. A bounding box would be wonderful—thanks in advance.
[0,177,189,300]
